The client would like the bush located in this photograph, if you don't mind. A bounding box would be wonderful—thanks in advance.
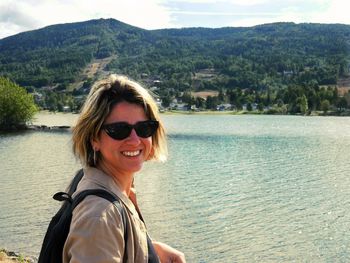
[0,77,38,130]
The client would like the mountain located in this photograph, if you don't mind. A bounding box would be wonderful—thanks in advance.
[0,19,150,87]
[0,18,349,97]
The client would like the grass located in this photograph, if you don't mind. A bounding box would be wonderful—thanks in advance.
[0,249,31,263]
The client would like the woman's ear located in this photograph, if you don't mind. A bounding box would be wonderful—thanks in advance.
[147,146,155,161]
[90,138,100,166]
[91,138,100,152]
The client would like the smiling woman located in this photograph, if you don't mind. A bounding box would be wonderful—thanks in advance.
[38,74,186,263]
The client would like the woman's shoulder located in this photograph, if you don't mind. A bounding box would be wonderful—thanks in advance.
[72,193,123,224]
[64,193,127,262]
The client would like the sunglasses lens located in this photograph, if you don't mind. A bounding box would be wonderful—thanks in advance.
[104,123,132,140]
[103,120,159,140]
[135,121,159,138]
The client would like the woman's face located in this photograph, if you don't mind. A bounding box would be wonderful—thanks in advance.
[94,101,153,176]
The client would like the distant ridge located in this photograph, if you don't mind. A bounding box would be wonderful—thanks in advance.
[0,18,349,94]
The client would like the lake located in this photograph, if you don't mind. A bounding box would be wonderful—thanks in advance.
[1,112,350,262]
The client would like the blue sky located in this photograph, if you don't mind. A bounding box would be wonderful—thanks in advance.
[0,0,349,39]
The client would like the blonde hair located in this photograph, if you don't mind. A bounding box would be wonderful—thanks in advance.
[72,74,167,167]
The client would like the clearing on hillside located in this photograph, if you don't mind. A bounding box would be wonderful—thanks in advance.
[191,90,219,99]
[337,77,350,96]
[68,55,116,91]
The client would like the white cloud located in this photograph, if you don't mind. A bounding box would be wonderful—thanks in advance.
[168,0,270,4]
[229,0,350,26]
[1,0,350,39]
[0,1,40,27]
[0,0,175,39]
[171,11,278,16]
[279,0,350,25]
[310,0,350,24]
[82,0,175,29]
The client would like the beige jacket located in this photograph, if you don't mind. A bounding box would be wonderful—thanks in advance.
[63,167,149,263]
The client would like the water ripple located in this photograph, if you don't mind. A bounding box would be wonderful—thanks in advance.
[2,115,350,262]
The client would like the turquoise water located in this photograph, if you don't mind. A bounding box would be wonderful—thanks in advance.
[1,113,350,262]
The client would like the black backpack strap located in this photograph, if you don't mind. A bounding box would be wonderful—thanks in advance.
[67,169,84,195]
[72,189,129,263]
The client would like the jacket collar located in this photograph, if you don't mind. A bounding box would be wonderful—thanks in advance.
[80,166,138,216]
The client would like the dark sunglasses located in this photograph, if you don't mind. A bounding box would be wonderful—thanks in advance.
[102,120,159,140]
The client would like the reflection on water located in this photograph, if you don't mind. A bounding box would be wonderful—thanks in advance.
[1,113,350,262]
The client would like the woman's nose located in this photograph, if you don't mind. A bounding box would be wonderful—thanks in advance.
[126,128,141,144]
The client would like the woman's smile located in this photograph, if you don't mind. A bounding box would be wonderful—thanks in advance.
[121,150,142,157]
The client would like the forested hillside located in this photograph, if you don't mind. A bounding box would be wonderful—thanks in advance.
[0,18,350,114]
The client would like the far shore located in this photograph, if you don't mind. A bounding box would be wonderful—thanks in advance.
[2,109,349,132]
[161,109,350,116]
[34,109,350,117]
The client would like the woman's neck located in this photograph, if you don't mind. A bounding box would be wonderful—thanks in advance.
[96,162,134,196]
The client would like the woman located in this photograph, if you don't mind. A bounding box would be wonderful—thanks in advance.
[63,74,186,263]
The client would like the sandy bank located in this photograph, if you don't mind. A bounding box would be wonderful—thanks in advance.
[0,249,34,263]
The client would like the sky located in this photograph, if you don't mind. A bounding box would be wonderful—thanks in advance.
[1,0,350,39]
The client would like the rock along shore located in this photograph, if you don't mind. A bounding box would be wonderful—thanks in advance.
[0,248,35,262]
[26,124,71,131]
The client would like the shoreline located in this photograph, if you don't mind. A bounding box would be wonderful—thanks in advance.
[2,110,349,132]
[0,249,34,263]
[161,109,350,116]
[34,109,350,117]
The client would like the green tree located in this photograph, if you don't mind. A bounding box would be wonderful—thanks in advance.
[206,96,219,110]
[218,89,226,103]
[195,97,206,109]
[297,95,308,115]
[336,97,348,112]
[246,102,253,111]
[257,103,264,112]
[181,91,192,104]
[161,95,172,108]
[0,77,37,130]
[321,99,330,114]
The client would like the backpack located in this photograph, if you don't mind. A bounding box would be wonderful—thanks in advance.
[38,169,159,263]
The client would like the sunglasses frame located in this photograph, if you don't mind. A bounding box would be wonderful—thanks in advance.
[102,120,159,140]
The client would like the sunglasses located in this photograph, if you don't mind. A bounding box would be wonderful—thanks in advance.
[102,120,159,140]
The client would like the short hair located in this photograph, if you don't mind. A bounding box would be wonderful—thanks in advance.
[72,74,167,167]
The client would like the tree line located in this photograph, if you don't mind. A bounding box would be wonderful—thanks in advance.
[160,82,349,115]
[0,76,349,132]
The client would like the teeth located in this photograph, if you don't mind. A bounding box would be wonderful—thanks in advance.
[122,150,140,157]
